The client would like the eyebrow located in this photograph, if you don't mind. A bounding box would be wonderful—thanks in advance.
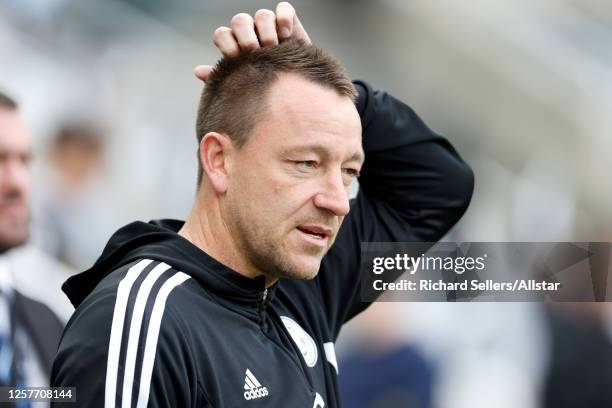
[283,144,365,164]
[0,147,33,158]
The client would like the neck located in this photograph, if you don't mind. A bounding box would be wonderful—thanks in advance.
[178,190,277,287]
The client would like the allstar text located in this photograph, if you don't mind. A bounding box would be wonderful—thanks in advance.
[373,279,561,292]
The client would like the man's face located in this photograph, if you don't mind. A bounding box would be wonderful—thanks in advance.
[224,73,363,280]
[0,108,32,251]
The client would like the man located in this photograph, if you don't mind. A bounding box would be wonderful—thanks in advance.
[51,3,473,407]
[35,121,116,271]
[0,91,64,395]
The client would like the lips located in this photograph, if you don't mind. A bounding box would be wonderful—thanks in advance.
[296,225,332,239]
[0,201,27,217]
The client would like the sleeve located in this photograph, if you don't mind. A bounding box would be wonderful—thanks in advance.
[50,282,205,407]
[317,81,475,339]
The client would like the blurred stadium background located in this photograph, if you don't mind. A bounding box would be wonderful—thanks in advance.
[2,0,612,407]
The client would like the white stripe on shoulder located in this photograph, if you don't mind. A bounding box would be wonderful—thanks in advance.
[136,271,190,408]
[105,258,153,408]
[121,262,172,408]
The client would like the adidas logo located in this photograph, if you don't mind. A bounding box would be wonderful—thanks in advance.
[243,369,269,400]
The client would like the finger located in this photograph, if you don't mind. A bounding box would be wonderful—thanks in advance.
[254,9,279,46]
[194,65,214,82]
[212,26,240,57]
[291,13,311,44]
[275,2,295,39]
[230,13,259,50]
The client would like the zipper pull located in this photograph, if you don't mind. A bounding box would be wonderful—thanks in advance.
[258,288,269,329]
[262,288,268,304]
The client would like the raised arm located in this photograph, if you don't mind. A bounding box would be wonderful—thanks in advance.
[318,81,474,338]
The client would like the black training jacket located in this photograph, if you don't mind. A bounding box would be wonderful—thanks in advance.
[51,81,474,407]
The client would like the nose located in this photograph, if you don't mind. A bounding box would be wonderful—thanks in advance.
[313,169,350,217]
[0,158,30,197]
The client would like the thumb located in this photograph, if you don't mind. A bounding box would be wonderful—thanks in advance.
[194,65,214,82]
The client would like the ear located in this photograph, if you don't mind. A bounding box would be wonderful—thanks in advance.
[199,132,233,194]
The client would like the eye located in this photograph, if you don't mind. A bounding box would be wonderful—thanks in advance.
[21,153,33,165]
[342,168,360,178]
[341,168,360,187]
[295,160,318,170]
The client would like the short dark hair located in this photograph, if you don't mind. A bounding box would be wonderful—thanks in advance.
[195,40,356,187]
[0,92,18,110]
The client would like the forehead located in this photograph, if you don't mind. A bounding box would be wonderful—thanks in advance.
[0,108,31,153]
[254,73,362,158]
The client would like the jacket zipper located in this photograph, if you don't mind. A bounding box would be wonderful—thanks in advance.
[257,288,316,394]
[262,288,268,304]
[257,288,268,327]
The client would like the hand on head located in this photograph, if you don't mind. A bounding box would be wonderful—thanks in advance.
[194,2,311,82]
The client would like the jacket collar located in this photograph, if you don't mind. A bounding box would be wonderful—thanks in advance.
[63,219,278,312]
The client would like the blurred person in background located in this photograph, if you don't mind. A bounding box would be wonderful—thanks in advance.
[543,303,612,407]
[33,122,118,271]
[0,91,65,399]
[51,2,472,407]
[339,303,435,408]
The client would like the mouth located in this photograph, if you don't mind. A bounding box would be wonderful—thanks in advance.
[0,201,27,216]
[296,225,332,247]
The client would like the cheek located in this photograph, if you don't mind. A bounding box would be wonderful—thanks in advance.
[229,179,279,227]
[269,182,316,221]
[285,180,320,208]
[231,162,319,223]
[15,163,32,189]
[23,171,32,194]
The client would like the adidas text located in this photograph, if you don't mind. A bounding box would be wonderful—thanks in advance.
[244,387,269,400]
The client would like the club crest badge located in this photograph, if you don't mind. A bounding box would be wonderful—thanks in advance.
[280,316,318,367]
